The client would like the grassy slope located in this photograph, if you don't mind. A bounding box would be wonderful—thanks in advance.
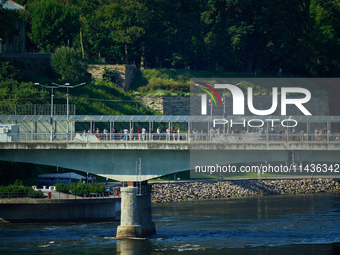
[130,69,328,97]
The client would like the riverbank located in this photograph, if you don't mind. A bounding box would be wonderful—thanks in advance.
[151,178,340,203]
[0,197,121,223]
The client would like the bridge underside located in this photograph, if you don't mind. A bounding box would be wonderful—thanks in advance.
[0,145,339,181]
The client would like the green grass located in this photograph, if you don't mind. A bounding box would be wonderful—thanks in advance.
[130,68,328,97]
[33,78,161,116]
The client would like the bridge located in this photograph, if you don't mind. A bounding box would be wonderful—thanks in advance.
[0,135,340,181]
[2,115,340,238]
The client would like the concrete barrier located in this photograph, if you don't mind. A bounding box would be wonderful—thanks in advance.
[0,198,121,223]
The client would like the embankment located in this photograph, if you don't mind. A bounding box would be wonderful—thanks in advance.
[151,179,340,203]
[0,198,121,223]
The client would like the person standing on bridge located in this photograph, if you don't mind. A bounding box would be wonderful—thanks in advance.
[150,128,154,141]
[96,128,100,140]
[103,128,108,140]
[157,127,161,140]
[111,126,116,141]
[52,128,56,141]
[314,128,318,141]
[142,127,146,141]
[123,128,128,140]
[166,127,170,141]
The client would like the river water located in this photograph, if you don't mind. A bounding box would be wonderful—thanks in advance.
[1,192,340,255]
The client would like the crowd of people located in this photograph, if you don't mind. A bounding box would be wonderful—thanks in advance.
[80,126,340,142]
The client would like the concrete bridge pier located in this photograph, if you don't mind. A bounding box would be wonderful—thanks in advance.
[116,182,156,238]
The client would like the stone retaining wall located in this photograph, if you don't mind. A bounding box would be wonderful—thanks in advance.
[87,64,136,91]
[151,179,340,203]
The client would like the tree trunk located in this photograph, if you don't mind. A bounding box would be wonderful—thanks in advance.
[80,15,85,59]
[140,54,145,70]
[80,26,85,59]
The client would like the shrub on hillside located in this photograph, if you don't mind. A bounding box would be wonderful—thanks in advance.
[51,47,88,83]
[102,67,117,84]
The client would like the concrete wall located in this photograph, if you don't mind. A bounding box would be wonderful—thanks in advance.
[87,64,136,91]
[0,198,121,222]
[137,192,153,225]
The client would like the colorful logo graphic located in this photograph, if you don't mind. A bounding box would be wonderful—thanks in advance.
[196,82,312,116]
[195,82,222,107]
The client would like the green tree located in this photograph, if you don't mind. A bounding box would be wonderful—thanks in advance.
[50,46,88,83]
[310,0,340,76]
[202,0,312,74]
[0,0,16,43]
[28,0,79,51]
[100,0,147,64]
[0,61,48,104]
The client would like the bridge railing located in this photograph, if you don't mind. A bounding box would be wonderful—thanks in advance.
[0,191,119,199]
[0,192,43,199]
[3,133,340,143]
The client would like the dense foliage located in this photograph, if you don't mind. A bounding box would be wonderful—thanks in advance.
[0,61,48,104]
[9,0,338,77]
[55,181,105,197]
[0,60,158,115]
[51,46,88,82]
[0,0,16,43]
[0,179,43,198]
[131,68,328,96]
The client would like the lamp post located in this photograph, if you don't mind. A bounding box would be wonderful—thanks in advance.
[52,82,86,141]
[35,83,61,142]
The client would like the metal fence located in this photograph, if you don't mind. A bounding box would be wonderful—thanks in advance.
[0,192,43,199]
[0,104,76,115]
[0,191,120,199]
[5,132,340,143]
[53,191,119,199]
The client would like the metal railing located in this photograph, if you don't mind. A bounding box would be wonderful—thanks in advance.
[0,191,120,199]
[0,104,76,115]
[0,192,43,199]
[53,191,119,199]
[2,132,340,143]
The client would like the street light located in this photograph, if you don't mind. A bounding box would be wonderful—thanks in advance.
[52,82,86,141]
[35,83,61,142]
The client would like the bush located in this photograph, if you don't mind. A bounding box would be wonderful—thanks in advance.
[102,67,117,84]
[55,183,70,193]
[0,61,18,82]
[28,190,43,198]
[57,181,105,197]
[0,179,42,198]
[51,46,88,83]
